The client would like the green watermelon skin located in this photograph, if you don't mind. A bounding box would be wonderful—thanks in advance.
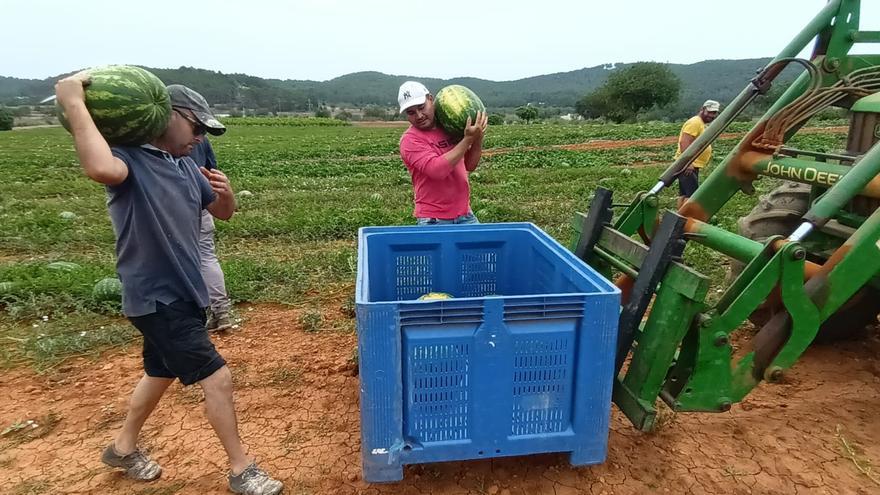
[47,261,81,272]
[93,277,123,301]
[57,65,171,146]
[434,85,486,138]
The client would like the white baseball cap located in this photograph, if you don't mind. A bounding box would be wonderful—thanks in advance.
[702,100,721,112]
[398,81,430,113]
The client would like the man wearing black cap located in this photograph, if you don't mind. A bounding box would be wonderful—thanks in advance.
[54,74,283,495]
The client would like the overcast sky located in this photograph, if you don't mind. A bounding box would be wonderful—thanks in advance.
[3,0,878,82]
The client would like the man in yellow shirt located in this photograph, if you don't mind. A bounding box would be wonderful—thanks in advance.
[674,99,720,208]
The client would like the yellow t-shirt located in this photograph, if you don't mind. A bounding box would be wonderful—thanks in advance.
[674,115,712,168]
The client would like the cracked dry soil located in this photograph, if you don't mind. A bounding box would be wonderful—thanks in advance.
[1,303,878,495]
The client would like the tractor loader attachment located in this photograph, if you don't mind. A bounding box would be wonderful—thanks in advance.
[571,0,880,431]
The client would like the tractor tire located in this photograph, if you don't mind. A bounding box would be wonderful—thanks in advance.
[737,182,813,244]
[733,182,880,340]
[729,182,812,280]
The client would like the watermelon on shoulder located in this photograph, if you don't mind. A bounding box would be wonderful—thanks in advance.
[57,65,171,146]
[434,85,486,138]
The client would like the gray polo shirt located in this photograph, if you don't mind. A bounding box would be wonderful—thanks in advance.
[108,144,217,317]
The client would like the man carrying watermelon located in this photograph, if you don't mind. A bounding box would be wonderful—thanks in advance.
[398,81,488,224]
[54,73,283,495]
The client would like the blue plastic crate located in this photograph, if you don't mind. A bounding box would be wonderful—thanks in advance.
[355,223,620,482]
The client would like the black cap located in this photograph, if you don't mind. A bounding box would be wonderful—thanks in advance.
[167,84,226,136]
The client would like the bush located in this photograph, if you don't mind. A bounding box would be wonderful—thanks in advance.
[363,105,390,121]
[576,62,681,123]
[488,114,505,126]
[515,106,539,123]
[637,106,675,123]
[0,107,13,131]
[814,107,846,121]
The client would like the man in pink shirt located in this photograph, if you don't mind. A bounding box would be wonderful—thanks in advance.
[397,81,488,225]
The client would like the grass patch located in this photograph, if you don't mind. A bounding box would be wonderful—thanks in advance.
[10,479,50,495]
[836,424,880,487]
[299,310,323,333]
[0,261,120,319]
[222,258,309,304]
[267,363,302,388]
[7,320,135,371]
[0,412,61,450]
[340,294,356,319]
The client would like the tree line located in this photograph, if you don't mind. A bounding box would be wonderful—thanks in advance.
[0,59,805,128]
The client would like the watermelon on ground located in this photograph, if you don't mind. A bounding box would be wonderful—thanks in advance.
[47,261,81,272]
[57,65,171,146]
[434,85,486,138]
[93,277,123,301]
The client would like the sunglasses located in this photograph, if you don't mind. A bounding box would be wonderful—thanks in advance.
[173,108,207,136]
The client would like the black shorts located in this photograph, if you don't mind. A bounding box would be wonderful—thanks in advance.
[678,168,700,197]
[128,300,226,385]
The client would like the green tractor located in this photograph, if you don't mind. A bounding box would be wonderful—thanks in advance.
[572,0,880,431]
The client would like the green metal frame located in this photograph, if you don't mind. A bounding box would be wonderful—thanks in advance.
[570,0,880,431]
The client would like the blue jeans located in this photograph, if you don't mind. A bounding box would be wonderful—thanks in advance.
[416,211,479,225]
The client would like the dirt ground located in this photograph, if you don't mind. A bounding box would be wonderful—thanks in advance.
[352,121,410,127]
[1,300,879,495]
[481,126,848,157]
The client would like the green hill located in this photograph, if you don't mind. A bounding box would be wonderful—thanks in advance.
[0,58,796,116]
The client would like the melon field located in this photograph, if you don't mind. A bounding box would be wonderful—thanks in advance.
[1,120,878,494]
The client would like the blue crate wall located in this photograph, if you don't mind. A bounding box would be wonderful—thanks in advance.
[356,223,620,482]
[366,230,591,301]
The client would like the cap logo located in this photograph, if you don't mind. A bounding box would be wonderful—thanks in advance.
[403,91,411,99]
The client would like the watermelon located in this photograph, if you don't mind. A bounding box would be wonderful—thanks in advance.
[434,85,486,138]
[93,277,123,301]
[418,292,454,301]
[57,65,171,146]
[59,211,78,220]
[47,261,81,272]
